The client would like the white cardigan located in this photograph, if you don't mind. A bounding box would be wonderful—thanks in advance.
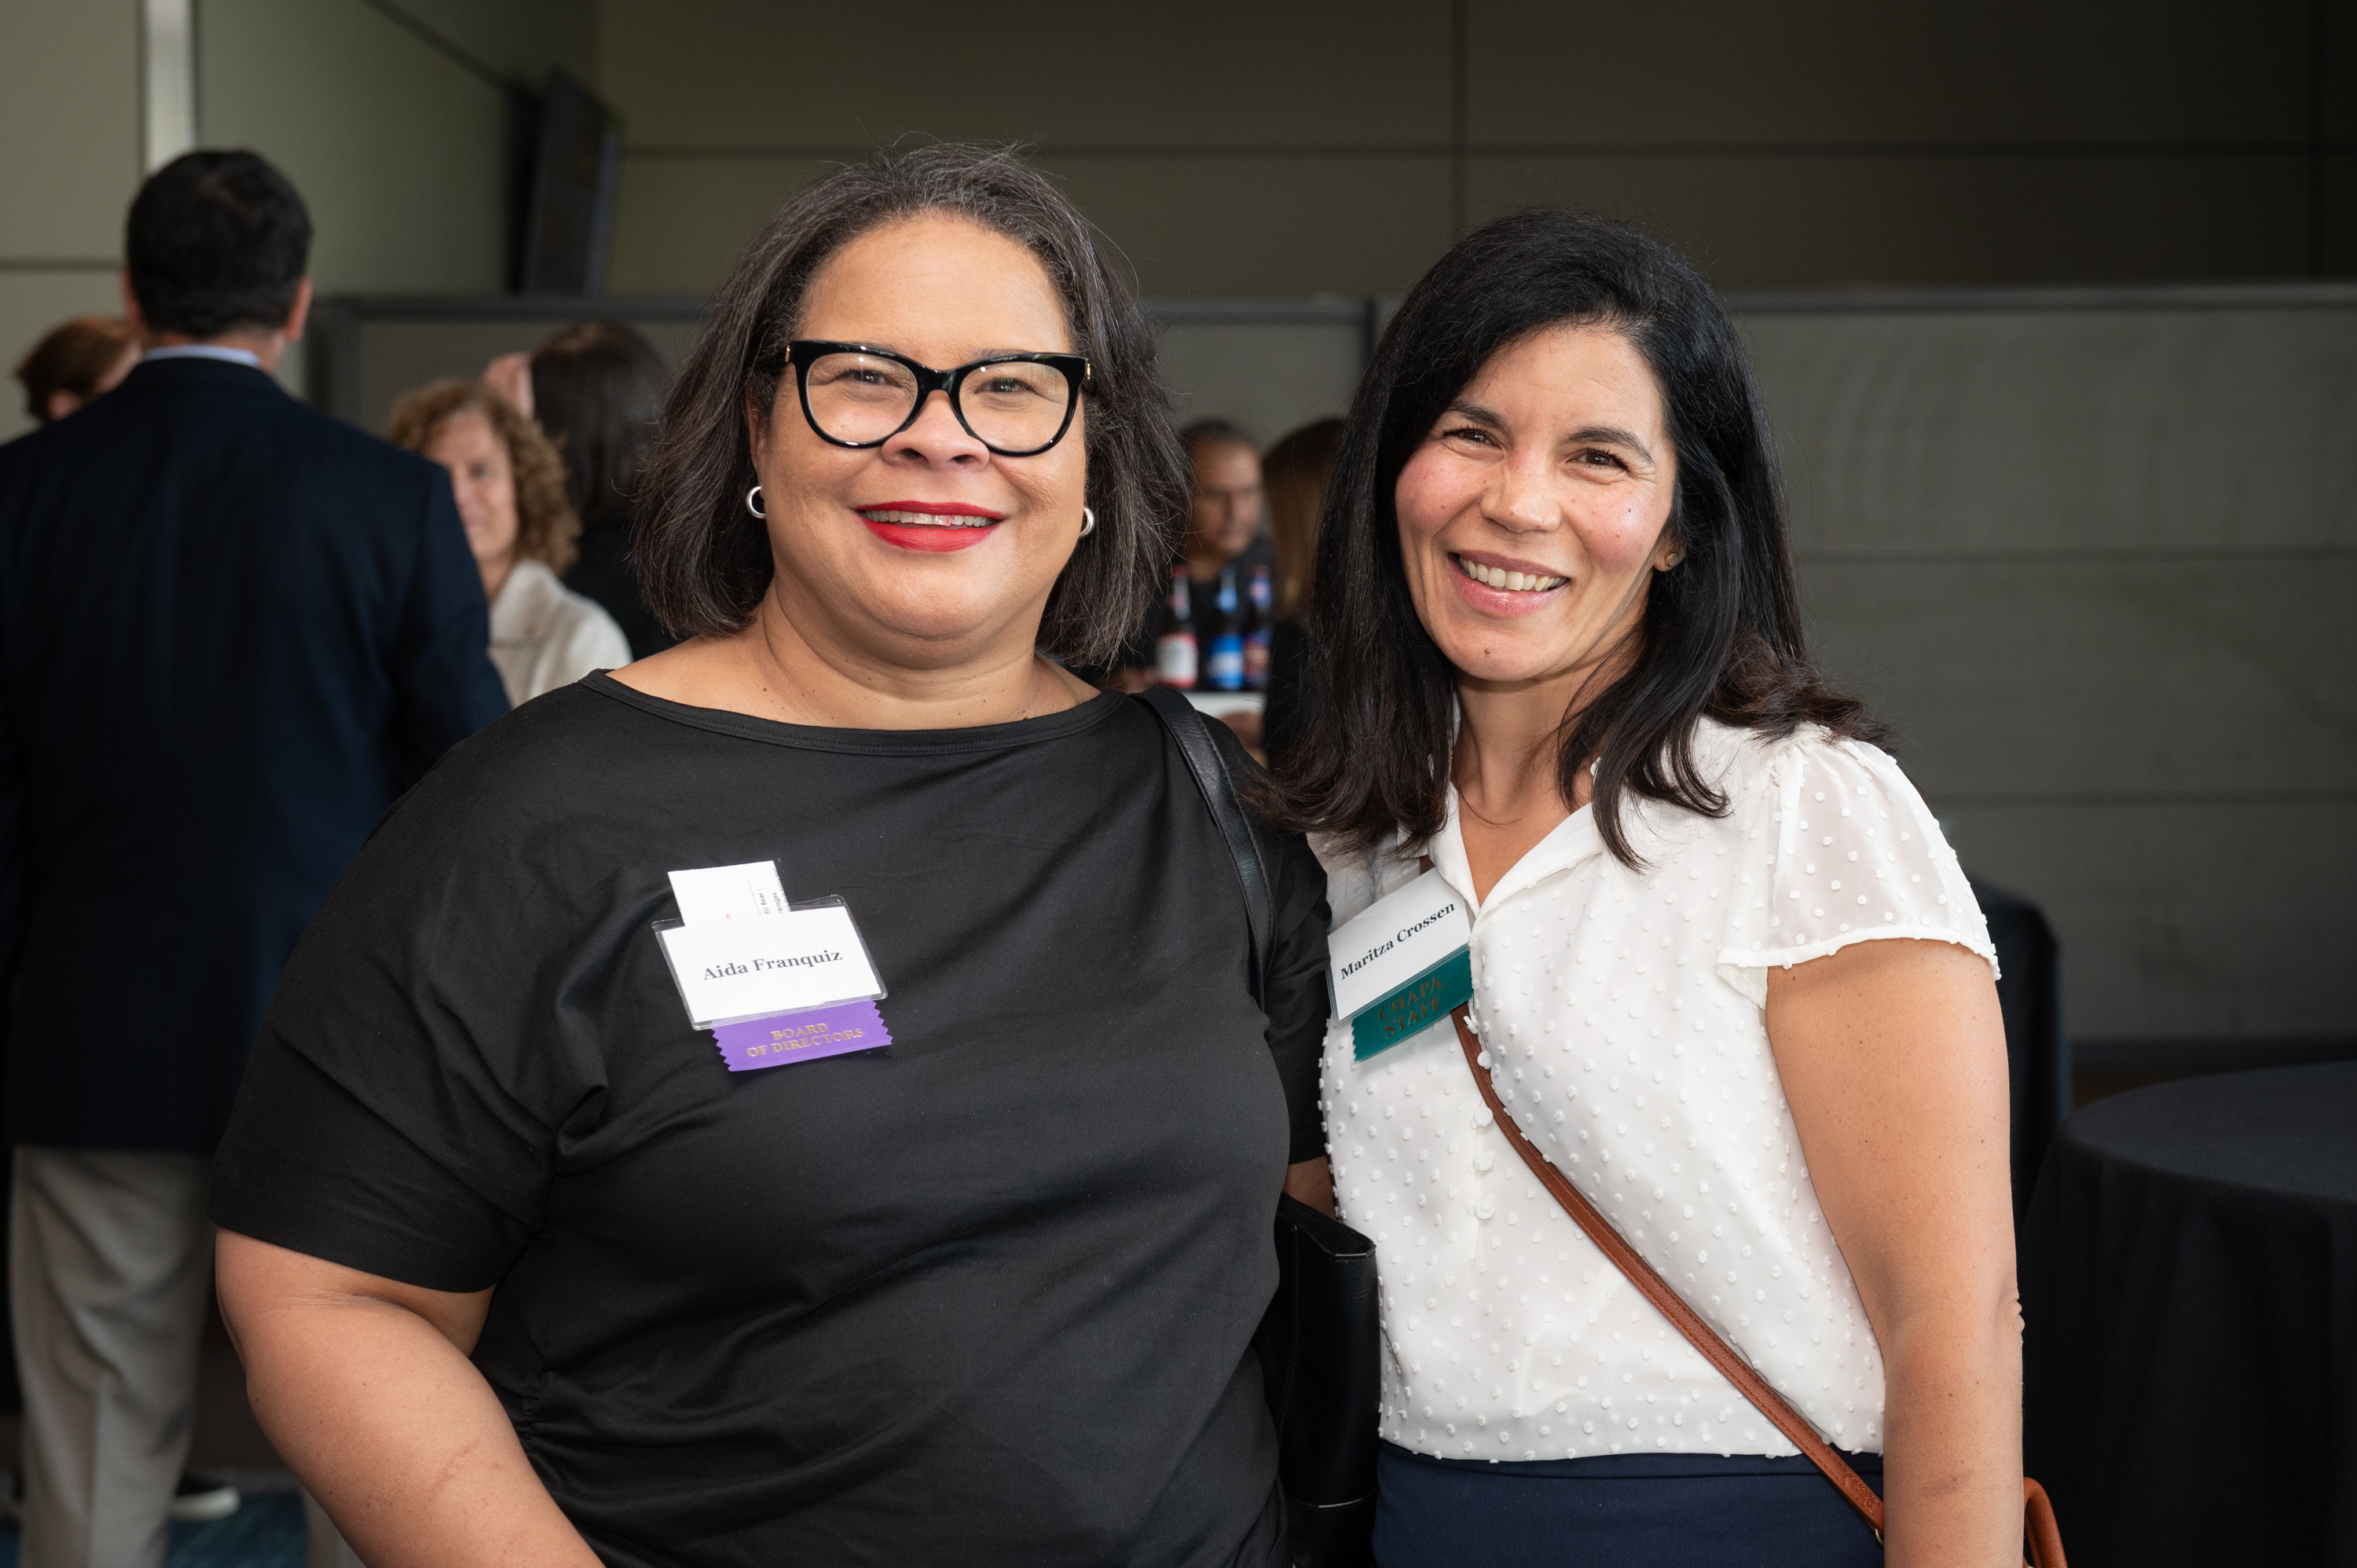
[488,558,631,706]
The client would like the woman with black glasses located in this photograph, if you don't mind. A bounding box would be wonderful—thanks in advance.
[208,145,1332,1568]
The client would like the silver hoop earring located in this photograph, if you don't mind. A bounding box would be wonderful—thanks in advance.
[1079,507,1097,538]
[745,485,766,519]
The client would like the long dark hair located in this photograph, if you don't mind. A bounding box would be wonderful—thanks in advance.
[530,321,668,532]
[1266,210,1881,867]
[633,145,1186,662]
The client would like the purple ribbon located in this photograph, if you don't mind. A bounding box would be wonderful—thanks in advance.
[710,998,889,1072]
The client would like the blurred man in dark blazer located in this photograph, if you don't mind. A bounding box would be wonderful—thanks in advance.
[0,150,507,1568]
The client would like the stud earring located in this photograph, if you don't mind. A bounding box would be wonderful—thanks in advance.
[1080,507,1097,538]
[745,485,766,519]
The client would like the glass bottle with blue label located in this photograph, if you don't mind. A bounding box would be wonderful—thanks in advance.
[1243,564,1272,690]
[1206,568,1245,691]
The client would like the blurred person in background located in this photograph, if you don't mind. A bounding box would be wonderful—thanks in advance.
[1256,416,1343,765]
[485,321,676,658]
[12,317,138,425]
[389,379,629,705]
[0,316,147,1530]
[1175,421,1273,746]
[1178,417,1270,587]
[1100,420,1272,743]
[4,307,227,1530]
[0,150,506,1568]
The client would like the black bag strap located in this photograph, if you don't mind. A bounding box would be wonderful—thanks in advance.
[1136,686,1275,1006]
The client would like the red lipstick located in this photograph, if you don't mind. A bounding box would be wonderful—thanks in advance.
[863,519,994,551]
[853,500,1005,554]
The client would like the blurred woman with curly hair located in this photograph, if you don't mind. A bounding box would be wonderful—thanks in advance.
[389,379,630,703]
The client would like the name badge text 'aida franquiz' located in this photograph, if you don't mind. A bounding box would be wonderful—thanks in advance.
[658,905,882,1027]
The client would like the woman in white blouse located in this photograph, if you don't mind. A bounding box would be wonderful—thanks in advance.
[1267,212,2019,1566]
[389,380,631,704]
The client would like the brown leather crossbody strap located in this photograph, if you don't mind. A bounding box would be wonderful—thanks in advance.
[1449,1005,1889,1535]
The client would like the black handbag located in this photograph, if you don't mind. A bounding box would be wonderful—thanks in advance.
[1138,687,1380,1568]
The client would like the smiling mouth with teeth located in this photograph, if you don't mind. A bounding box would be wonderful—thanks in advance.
[860,507,996,528]
[1456,555,1568,592]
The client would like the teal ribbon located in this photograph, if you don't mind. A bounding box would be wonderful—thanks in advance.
[1351,946,1473,1061]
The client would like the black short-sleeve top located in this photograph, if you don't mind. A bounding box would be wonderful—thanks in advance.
[210,677,1331,1568]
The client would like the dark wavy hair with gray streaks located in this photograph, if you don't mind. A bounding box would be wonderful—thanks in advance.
[632,144,1186,665]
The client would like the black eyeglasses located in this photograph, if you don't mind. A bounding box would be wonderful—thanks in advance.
[782,340,1091,457]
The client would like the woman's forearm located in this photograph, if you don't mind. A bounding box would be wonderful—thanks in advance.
[223,1260,598,1567]
[1879,1303,2024,1567]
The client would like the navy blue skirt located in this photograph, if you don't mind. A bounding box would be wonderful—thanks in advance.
[1373,1442,1885,1567]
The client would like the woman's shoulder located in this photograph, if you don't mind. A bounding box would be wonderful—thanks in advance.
[1621,718,1922,867]
[1692,719,1996,983]
[281,683,673,1011]
[1677,717,1919,811]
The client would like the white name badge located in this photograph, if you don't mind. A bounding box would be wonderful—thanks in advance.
[655,900,885,1027]
[1328,867,1472,1021]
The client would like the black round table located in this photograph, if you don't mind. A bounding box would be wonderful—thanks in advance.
[2022,1062,2357,1566]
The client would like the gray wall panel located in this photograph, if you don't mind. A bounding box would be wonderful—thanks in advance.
[0,1,141,442]
[607,152,1459,300]
[607,157,838,295]
[595,0,1448,149]
[1467,0,2309,146]
[1154,320,1363,447]
[1743,309,2357,553]
[1047,157,1454,299]
[0,0,139,261]
[200,0,515,298]
[1468,155,2313,288]
[1945,801,2355,1042]
[1735,291,2357,1050]
[1798,558,2357,800]
[593,0,2352,298]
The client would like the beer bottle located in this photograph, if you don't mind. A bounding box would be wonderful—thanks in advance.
[1243,564,1273,689]
[1206,568,1245,691]
[1154,568,1198,689]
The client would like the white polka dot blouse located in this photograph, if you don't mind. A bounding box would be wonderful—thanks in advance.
[1314,720,1996,1465]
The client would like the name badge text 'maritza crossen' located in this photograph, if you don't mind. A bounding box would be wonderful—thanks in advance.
[1327,867,1473,1060]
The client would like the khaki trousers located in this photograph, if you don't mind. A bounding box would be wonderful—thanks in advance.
[9,1147,211,1568]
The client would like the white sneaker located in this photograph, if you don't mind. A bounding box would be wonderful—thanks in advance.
[169,1475,241,1523]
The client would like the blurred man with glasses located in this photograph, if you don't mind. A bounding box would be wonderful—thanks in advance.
[1096,419,1270,710]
